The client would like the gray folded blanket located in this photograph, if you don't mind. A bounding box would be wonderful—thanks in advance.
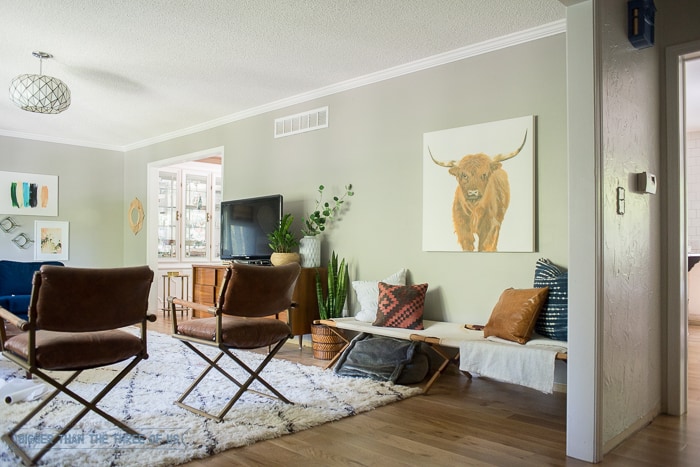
[334,332,427,384]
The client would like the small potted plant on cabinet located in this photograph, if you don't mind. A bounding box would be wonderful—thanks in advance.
[267,213,300,266]
[311,251,348,359]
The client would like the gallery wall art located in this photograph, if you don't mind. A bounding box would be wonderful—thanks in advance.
[34,221,69,261]
[422,116,536,253]
[0,171,58,216]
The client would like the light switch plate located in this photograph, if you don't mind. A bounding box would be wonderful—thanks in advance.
[617,187,626,215]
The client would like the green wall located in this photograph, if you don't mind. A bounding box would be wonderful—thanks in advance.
[0,136,124,266]
[125,34,568,322]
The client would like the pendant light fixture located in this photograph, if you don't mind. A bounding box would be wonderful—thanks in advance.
[9,51,71,114]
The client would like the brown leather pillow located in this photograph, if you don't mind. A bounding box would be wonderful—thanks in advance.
[483,287,549,344]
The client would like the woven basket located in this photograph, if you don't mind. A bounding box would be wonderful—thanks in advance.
[311,324,345,360]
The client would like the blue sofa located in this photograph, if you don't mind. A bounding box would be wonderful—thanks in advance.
[0,260,64,321]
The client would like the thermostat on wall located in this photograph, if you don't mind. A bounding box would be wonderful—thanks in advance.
[637,172,657,194]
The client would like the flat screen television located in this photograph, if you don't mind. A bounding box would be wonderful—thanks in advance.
[220,194,282,262]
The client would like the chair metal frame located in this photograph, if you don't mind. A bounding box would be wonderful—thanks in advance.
[169,262,300,422]
[0,265,155,466]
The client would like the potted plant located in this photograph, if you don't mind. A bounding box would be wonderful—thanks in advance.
[267,213,300,266]
[299,184,354,267]
[311,251,348,359]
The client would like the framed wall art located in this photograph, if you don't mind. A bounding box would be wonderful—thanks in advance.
[422,116,536,253]
[0,171,58,216]
[34,221,69,261]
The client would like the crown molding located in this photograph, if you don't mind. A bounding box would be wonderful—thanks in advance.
[124,20,565,152]
[0,128,123,152]
[2,19,566,152]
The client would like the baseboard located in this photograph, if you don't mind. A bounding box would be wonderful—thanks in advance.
[603,402,660,454]
[553,383,567,393]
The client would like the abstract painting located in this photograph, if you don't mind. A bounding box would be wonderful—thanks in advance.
[0,171,58,216]
[422,116,536,253]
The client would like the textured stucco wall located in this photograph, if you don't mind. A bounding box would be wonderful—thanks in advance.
[599,0,662,449]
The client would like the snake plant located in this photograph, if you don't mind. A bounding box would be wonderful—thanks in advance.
[316,251,348,320]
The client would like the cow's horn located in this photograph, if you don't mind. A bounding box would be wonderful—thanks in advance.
[492,130,528,163]
[428,147,456,168]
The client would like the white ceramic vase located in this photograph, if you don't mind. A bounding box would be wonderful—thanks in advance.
[299,235,321,268]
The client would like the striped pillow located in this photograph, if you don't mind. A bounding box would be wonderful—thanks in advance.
[533,258,568,341]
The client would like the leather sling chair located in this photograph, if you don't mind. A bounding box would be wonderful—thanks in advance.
[169,262,300,422]
[0,265,154,466]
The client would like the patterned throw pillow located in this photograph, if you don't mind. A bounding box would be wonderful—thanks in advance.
[533,258,568,341]
[373,282,427,330]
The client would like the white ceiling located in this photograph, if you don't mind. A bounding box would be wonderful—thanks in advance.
[1,1,569,151]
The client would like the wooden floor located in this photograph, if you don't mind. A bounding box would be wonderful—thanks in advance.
[150,313,700,466]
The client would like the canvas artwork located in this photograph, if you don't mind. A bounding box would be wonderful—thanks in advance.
[0,171,58,216]
[422,116,536,253]
[34,221,69,261]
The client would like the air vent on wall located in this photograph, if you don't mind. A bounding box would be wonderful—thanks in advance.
[274,106,328,138]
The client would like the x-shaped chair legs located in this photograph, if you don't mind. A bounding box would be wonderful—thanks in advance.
[2,356,144,466]
[175,338,292,422]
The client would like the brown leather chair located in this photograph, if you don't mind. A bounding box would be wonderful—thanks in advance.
[0,265,154,466]
[169,262,300,422]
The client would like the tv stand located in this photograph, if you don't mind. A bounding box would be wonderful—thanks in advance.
[233,259,271,266]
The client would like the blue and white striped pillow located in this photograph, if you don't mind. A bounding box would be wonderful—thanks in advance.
[533,258,568,341]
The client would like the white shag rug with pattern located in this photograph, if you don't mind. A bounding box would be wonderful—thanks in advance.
[0,329,421,466]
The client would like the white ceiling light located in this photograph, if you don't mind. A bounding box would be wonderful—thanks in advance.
[9,51,71,114]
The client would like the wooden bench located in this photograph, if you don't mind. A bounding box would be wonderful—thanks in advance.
[316,318,567,394]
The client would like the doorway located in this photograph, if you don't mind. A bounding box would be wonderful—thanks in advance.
[145,147,224,313]
[685,58,700,324]
[665,41,700,416]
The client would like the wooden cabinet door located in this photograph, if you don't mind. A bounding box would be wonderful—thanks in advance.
[191,264,227,317]
[289,267,327,336]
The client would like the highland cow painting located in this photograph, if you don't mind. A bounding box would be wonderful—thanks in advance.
[422,116,536,253]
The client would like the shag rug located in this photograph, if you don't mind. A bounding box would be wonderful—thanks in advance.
[0,330,421,466]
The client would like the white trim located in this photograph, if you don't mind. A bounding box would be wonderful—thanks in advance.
[565,1,602,462]
[664,41,700,416]
[0,128,123,152]
[123,20,565,152]
[0,20,566,153]
[146,146,224,312]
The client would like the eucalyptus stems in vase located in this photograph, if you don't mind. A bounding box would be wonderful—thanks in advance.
[301,184,354,237]
[299,184,354,268]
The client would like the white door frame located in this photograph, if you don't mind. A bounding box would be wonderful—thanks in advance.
[665,40,700,416]
[145,146,224,312]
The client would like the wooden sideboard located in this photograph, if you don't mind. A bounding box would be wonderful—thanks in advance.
[191,264,326,346]
[192,264,227,314]
[289,267,327,347]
